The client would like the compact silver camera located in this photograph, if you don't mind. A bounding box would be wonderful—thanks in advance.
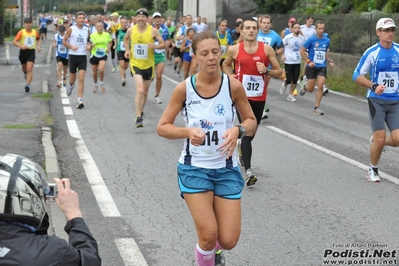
[46,183,58,198]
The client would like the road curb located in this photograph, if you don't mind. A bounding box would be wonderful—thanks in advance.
[46,39,53,64]
[42,127,68,240]
[41,37,68,240]
[42,80,49,93]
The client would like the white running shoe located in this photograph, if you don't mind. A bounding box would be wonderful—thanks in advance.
[287,94,297,102]
[66,84,75,96]
[299,80,307,96]
[154,96,162,104]
[323,84,329,95]
[245,168,257,186]
[279,82,286,95]
[313,107,324,115]
[261,110,268,120]
[366,167,380,182]
[77,98,84,109]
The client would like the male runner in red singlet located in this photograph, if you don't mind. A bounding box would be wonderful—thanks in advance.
[222,18,282,186]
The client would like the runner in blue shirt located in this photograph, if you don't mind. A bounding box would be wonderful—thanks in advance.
[257,15,284,119]
[39,16,48,43]
[280,17,297,39]
[53,25,69,88]
[353,17,399,182]
[299,20,334,115]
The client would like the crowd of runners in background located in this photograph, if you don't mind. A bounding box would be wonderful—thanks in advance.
[11,8,399,266]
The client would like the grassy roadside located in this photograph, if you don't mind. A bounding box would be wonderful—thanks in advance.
[31,92,53,102]
[328,71,367,96]
[3,124,35,129]
[4,36,13,42]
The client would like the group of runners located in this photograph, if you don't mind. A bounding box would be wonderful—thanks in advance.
[11,8,399,266]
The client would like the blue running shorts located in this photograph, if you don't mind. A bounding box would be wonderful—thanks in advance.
[177,163,244,199]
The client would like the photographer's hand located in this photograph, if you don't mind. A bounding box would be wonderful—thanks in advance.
[54,178,83,221]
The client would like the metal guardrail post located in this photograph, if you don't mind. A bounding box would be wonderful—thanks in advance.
[5,44,10,65]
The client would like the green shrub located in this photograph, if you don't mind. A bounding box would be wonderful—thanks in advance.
[329,71,367,96]
[4,10,18,36]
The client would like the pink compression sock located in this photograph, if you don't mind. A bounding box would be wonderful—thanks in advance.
[194,243,215,266]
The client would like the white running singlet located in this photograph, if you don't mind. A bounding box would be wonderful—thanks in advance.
[179,73,238,168]
[68,25,89,55]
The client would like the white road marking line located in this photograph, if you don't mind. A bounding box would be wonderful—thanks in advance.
[60,88,67,98]
[115,238,149,266]
[266,125,399,185]
[327,90,367,103]
[61,98,70,105]
[164,73,367,103]
[66,120,121,217]
[163,75,179,86]
[63,106,73,116]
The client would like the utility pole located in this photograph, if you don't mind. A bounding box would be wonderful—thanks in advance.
[20,0,24,27]
[29,0,32,21]
[0,10,4,45]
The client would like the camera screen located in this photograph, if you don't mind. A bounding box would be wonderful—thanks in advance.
[47,183,58,198]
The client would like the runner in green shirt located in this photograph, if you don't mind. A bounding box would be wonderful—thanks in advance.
[89,21,112,93]
[115,17,129,86]
[165,18,176,64]
[152,12,170,104]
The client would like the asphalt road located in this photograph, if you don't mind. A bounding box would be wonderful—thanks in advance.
[48,54,399,266]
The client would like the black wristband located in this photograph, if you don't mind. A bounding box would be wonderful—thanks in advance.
[371,83,378,91]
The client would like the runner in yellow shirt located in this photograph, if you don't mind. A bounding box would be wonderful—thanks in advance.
[13,18,41,92]
[90,21,112,93]
[108,12,121,72]
[123,8,165,128]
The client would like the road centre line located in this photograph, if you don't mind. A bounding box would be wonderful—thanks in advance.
[63,106,73,116]
[115,238,149,266]
[61,98,70,105]
[66,119,121,217]
[61,94,144,265]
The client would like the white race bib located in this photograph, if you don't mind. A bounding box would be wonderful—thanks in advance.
[242,74,265,97]
[221,45,227,56]
[189,117,226,156]
[58,45,67,54]
[119,41,126,51]
[175,39,183,47]
[378,72,399,94]
[258,36,271,45]
[189,47,193,56]
[96,48,105,57]
[24,37,35,48]
[154,41,164,54]
[134,44,148,59]
[313,51,325,64]
[76,36,85,44]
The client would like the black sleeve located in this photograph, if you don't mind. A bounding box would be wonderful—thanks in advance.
[275,41,284,51]
[60,218,101,266]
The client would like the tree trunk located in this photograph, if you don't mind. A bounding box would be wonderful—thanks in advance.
[0,11,4,45]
